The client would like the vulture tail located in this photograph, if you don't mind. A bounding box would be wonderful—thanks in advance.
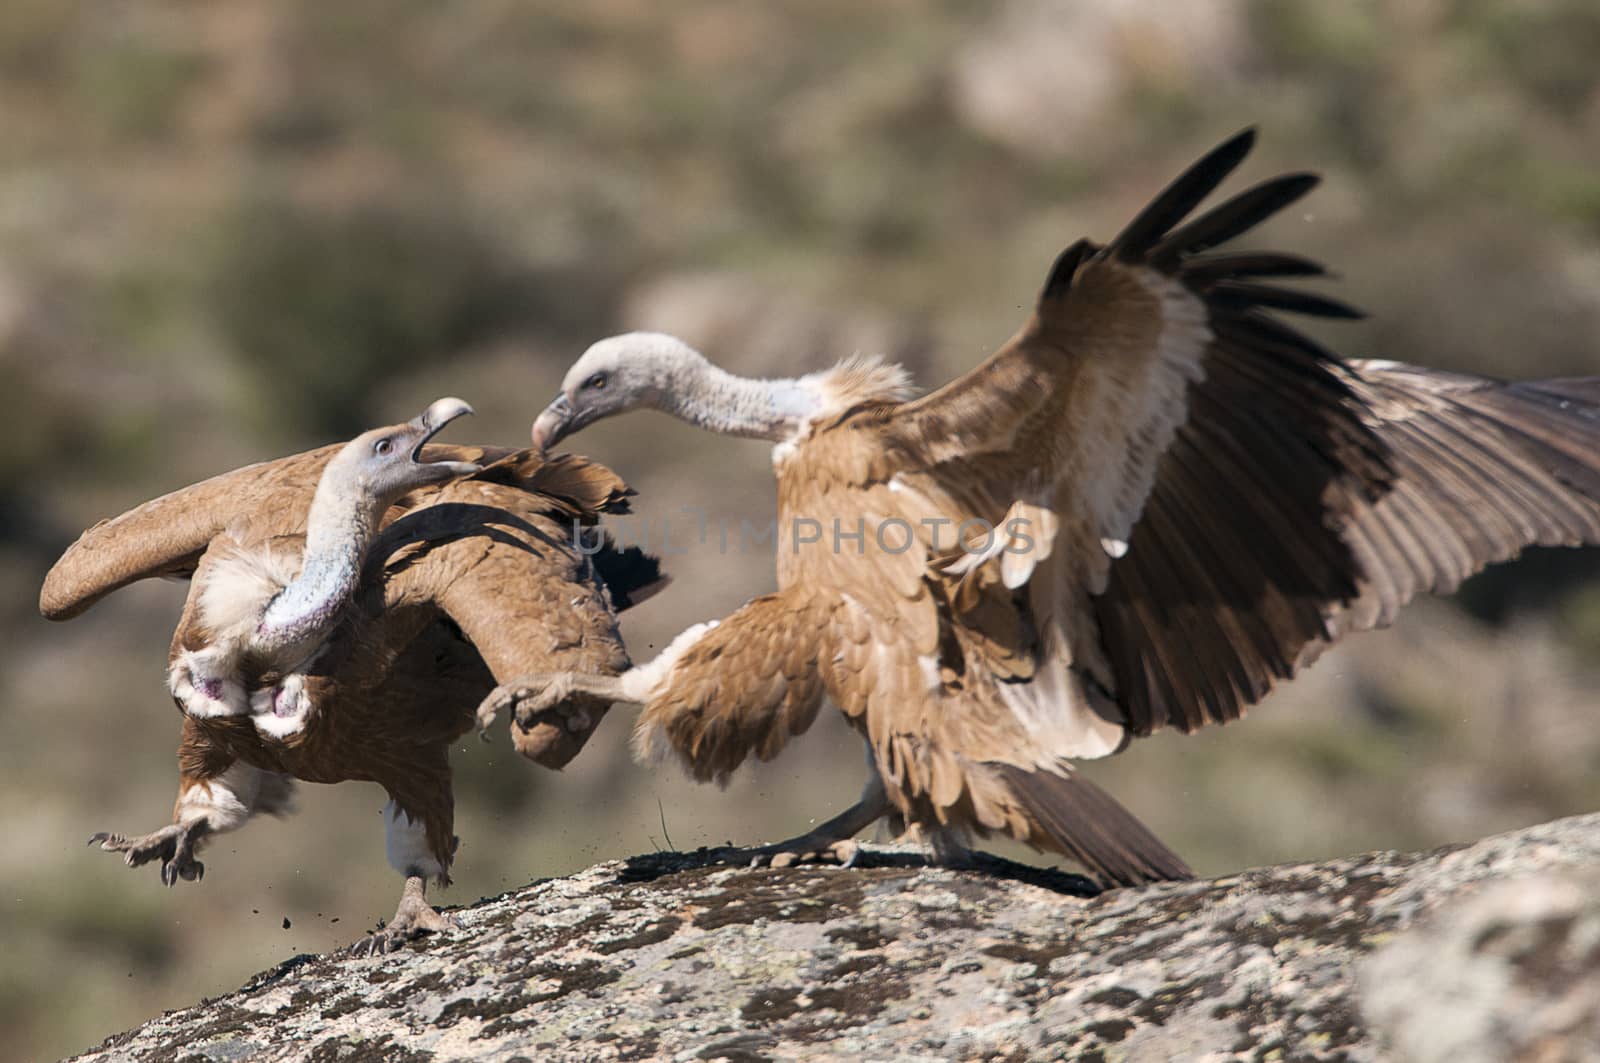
[590,536,669,610]
[987,762,1194,887]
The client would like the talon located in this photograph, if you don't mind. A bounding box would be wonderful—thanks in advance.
[353,878,453,957]
[475,684,524,735]
[91,821,209,884]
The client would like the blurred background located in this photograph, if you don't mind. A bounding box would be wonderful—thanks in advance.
[7,0,1600,1057]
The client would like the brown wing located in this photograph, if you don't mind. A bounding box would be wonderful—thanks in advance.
[855,128,1600,739]
[1096,362,1600,735]
[39,442,513,621]
[376,453,655,768]
[41,445,337,621]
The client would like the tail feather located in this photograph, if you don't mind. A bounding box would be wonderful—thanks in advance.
[988,761,1193,886]
[590,536,668,611]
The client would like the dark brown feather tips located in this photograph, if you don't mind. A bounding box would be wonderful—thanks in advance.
[1109,127,1258,260]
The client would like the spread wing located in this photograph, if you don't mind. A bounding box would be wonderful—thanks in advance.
[865,128,1600,737]
[1097,362,1600,735]
[39,443,513,621]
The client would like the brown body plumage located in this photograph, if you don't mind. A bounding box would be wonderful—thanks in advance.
[491,129,1600,888]
[43,438,661,948]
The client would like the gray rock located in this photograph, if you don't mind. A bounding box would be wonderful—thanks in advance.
[71,814,1600,1062]
[1361,870,1600,1063]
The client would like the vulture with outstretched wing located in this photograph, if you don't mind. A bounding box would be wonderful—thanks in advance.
[42,409,663,950]
[486,129,1600,886]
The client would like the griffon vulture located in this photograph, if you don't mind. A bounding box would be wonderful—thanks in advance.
[485,128,1600,887]
[41,405,662,949]
[165,397,482,727]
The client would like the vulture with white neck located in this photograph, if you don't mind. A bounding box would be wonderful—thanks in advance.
[41,401,663,950]
[490,128,1600,887]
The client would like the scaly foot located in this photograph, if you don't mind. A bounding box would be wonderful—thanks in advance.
[90,820,209,886]
[355,876,456,956]
[476,671,625,737]
[475,672,576,735]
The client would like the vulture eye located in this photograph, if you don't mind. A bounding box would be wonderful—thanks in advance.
[373,438,394,456]
[585,372,608,391]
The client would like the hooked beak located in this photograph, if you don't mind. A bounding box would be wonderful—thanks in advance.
[531,392,576,454]
[407,397,481,475]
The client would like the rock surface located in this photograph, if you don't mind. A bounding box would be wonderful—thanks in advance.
[73,814,1600,1062]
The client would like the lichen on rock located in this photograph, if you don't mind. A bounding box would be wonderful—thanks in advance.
[71,814,1600,1062]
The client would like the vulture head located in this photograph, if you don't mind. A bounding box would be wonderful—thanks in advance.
[325,396,483,504]
[532,332,704,451]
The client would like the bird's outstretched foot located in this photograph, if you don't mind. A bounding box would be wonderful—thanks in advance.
[476,671,626,738]
[89,820,209,886]
[355,876,456,957]
[748,838,862,870]
[475,672,580,736]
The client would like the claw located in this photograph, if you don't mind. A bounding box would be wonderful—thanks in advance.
[474,684,524,736]
[91,820,209,886]
[474,674,573,736]
[352,879,456,957]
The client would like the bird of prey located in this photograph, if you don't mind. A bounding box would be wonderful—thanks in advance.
[480,128,1600,887]
[165,397,482,728]
[41,405,663,949]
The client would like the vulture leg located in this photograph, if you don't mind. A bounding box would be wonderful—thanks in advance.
[90,819,210,886]
[355,798,457,956]
[475,671,628,736]
[90,759,295,886]
[749,767,892,869]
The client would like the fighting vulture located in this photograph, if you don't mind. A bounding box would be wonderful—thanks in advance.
[483,127,1600,888]
[41,401,662,950]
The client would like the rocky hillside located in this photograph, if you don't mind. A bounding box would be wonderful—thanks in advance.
[73,814,1600,1062]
